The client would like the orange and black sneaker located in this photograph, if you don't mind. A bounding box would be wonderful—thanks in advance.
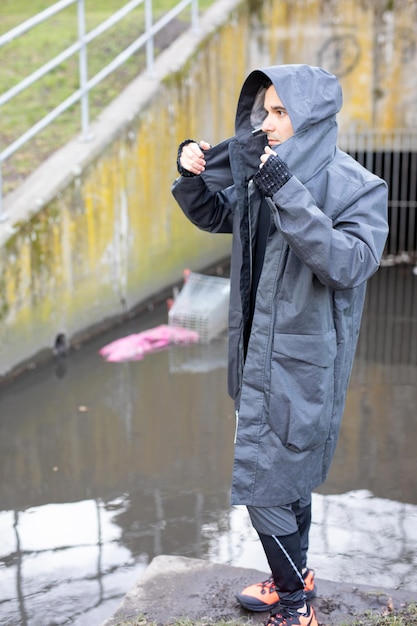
[236,568,316,613]
[265,604,318,626]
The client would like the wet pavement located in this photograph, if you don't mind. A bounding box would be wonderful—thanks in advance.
[0,264,416,625]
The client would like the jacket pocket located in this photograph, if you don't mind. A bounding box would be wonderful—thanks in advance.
[268,329,337,452]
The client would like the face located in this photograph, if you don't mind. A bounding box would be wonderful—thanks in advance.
[261,84,294,146]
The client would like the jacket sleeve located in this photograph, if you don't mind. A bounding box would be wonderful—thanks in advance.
[267,175,389,290]
[171,137,237,234]
[171,175,236,234]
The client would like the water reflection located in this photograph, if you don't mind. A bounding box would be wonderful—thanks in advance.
[0,265,416,625]
[319,264,417,504]
[211,490,417,591]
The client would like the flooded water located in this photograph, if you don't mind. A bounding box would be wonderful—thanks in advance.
[0,265,416,626]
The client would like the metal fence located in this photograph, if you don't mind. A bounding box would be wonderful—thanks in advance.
[0,0,199,220]
[340,130,417,263]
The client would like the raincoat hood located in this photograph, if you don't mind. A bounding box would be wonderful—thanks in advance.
[235,64,343,182]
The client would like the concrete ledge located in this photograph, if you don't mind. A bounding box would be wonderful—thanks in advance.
[102,555,414,625]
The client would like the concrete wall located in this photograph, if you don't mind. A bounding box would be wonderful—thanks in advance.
[0,0,246,380]
[249,0,417,134]
[1,0,416,380]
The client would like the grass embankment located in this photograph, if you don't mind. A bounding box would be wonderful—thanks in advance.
[110,603,417,626]
[0,0,214,194]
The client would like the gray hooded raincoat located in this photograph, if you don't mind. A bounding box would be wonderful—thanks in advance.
[172,65,389,507]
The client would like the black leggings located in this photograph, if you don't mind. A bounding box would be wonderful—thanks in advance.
[247,497,312,608]
[258,530,306,608]
[247,495,312,569]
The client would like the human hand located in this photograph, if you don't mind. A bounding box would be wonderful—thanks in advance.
[259,145,276,168]
[177,139,211,177]
[253,149,292,196]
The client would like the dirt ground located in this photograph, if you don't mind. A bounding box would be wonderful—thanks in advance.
[102,555,414,626]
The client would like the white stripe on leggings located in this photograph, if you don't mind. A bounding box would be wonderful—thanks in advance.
[272,534,305,587]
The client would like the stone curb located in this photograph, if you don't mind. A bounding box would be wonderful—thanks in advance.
[102,555,414,625]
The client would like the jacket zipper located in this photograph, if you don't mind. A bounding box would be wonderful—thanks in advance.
[247,179,255,287]
[235,180,254,440]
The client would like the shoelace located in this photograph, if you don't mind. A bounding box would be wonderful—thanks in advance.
[266,609,294,626]
[259,576,277,594]
[259,569,312,593]
[267,605,309,626]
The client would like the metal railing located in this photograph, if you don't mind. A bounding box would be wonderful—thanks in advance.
[0,0,199,220]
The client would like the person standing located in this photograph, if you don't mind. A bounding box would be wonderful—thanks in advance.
[172,64,388,626]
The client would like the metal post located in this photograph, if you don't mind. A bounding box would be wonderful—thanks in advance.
[0,165,6,222]
[191,0,199,32]
[77,0,92,140]
[145,0,154,76]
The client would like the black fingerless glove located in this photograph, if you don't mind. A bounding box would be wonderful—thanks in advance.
[253,153,292,196]
[177,139,198,177]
